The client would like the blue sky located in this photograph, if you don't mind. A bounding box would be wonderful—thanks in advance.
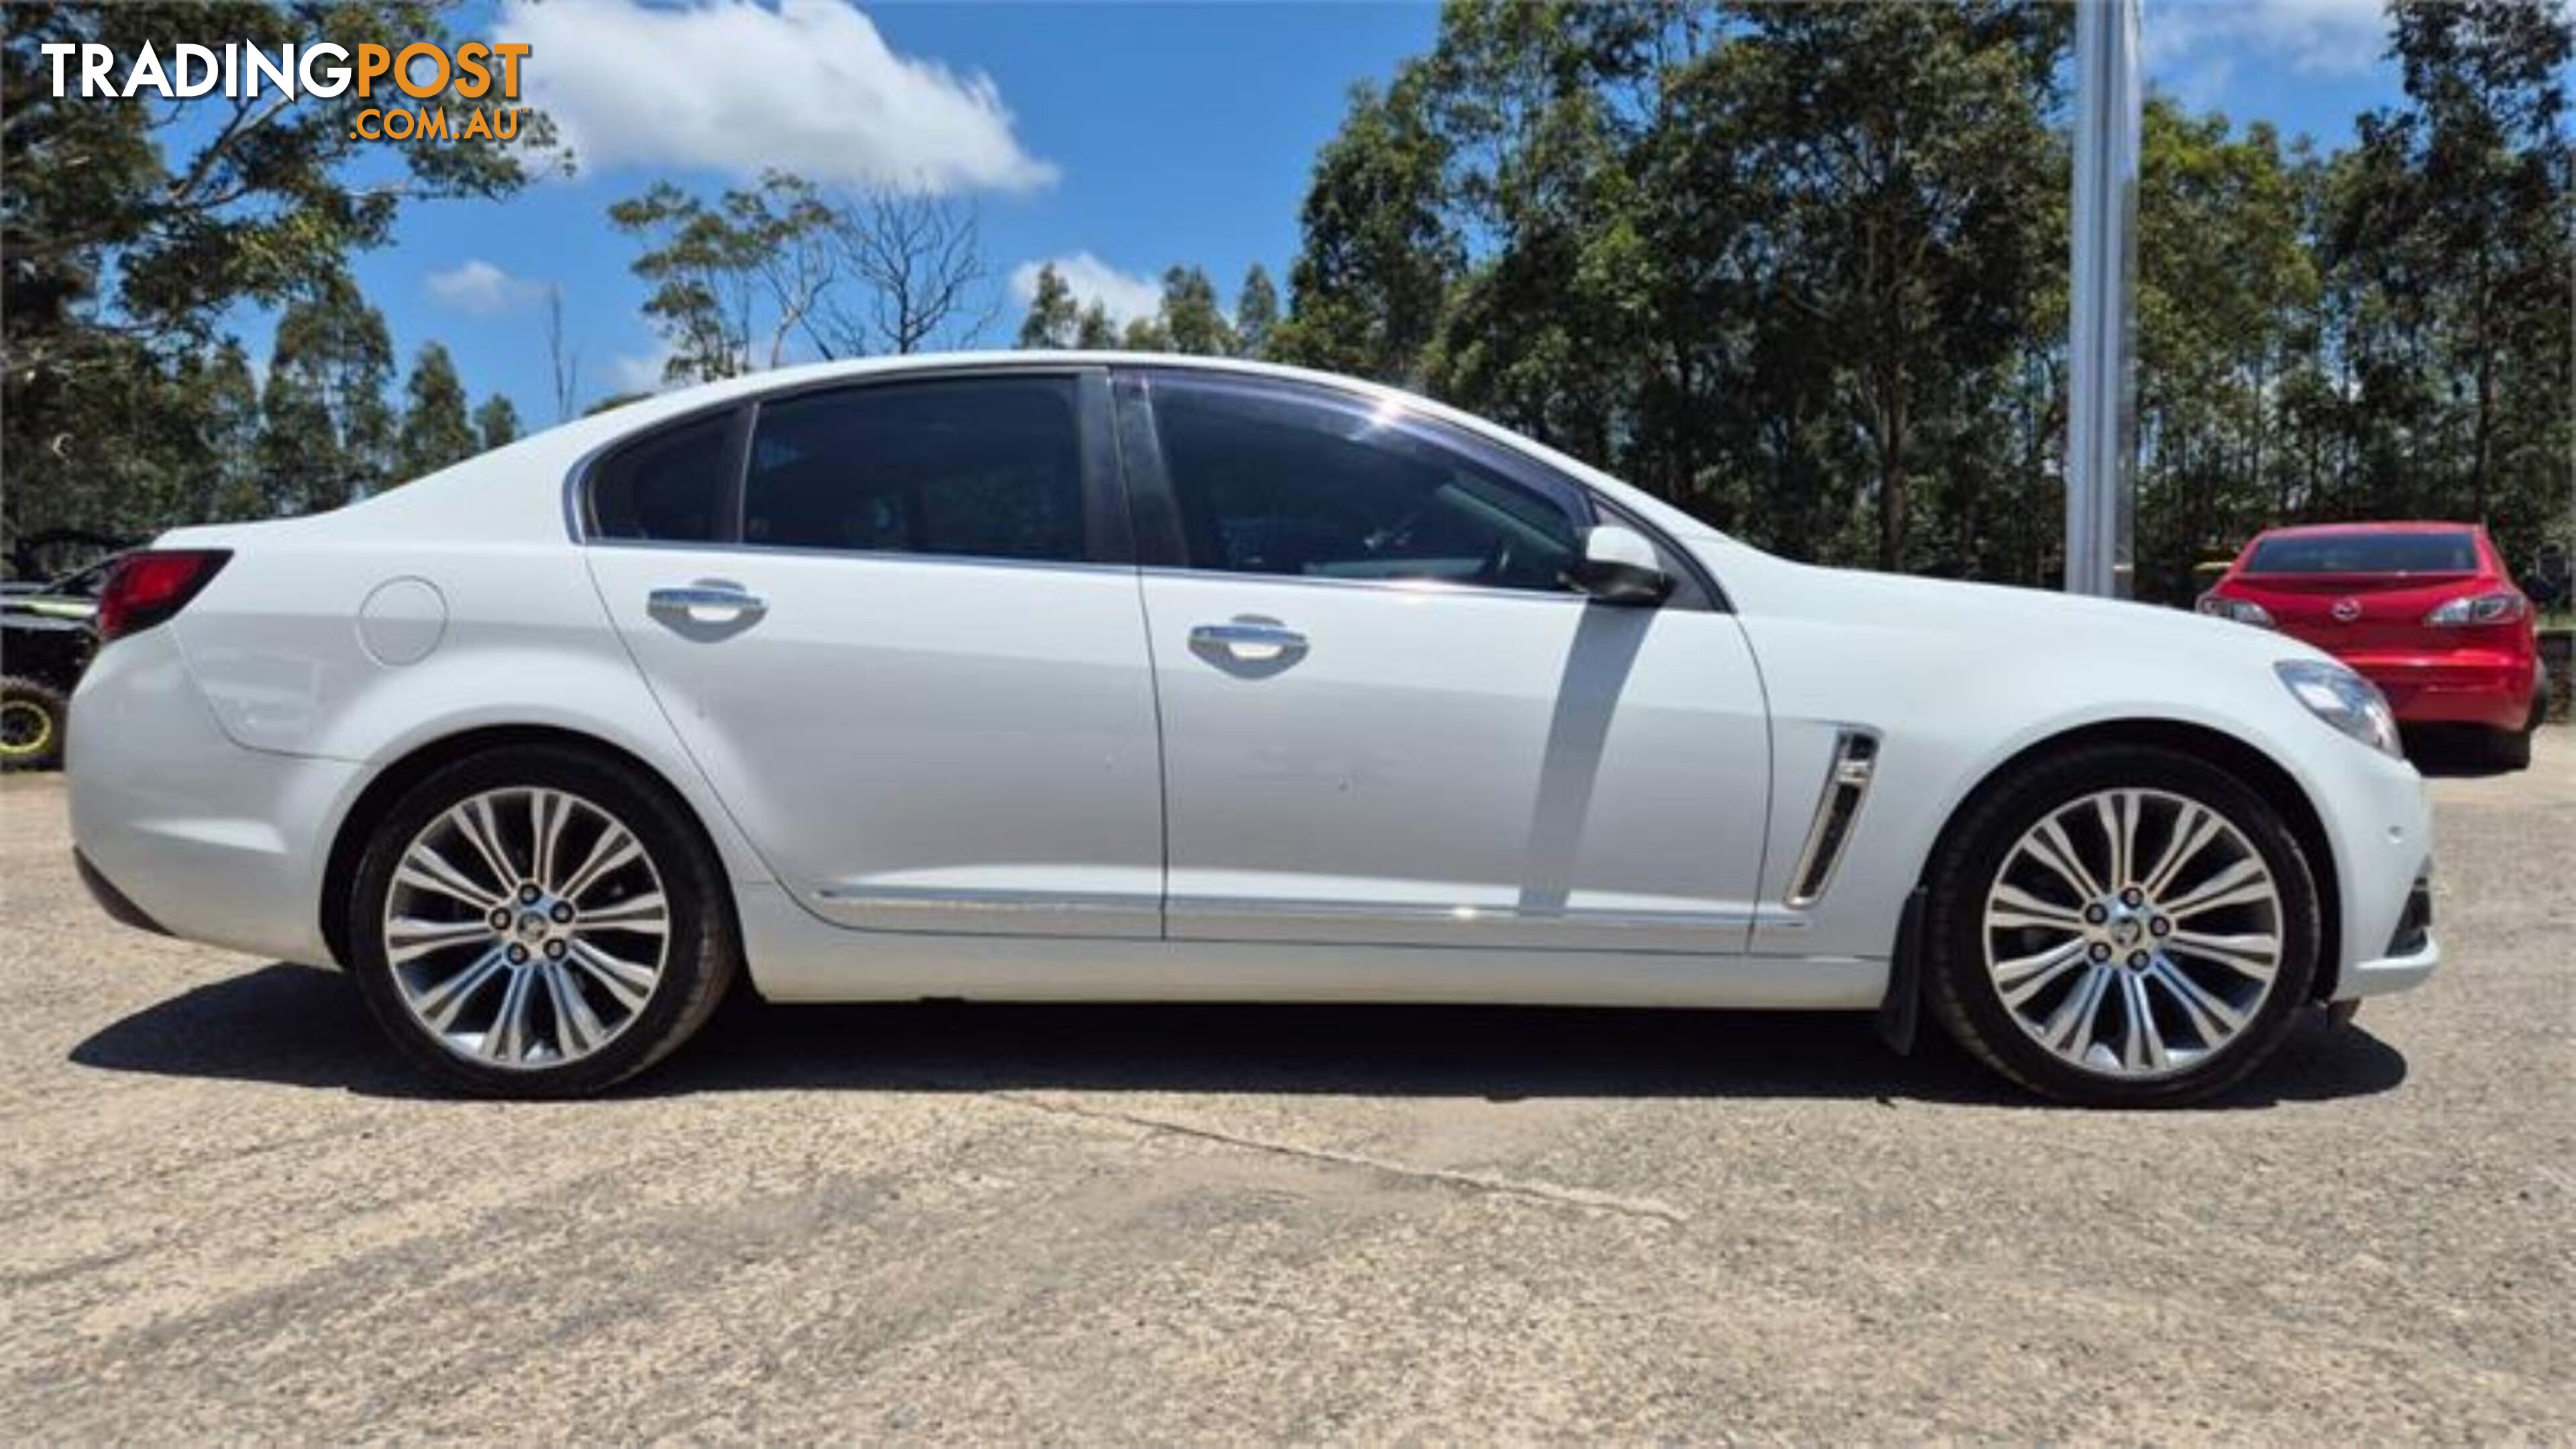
[281,0,2409,428]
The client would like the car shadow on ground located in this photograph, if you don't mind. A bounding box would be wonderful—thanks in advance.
[70,961,2409,1111]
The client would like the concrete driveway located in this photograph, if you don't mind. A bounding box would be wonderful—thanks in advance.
[2,737,2567,1441]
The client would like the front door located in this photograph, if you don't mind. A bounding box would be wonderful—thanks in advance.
[584,370,1165,938]
[1122,370,1771,953]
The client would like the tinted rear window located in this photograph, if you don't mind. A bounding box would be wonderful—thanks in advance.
[2245,531,2477,575]
[743,378,1085,562]
[588,413,733,542]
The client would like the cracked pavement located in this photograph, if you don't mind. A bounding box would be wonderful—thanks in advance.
[1,735,2568,1441]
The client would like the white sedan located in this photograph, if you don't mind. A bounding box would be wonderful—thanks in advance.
[68,355,2438,1104]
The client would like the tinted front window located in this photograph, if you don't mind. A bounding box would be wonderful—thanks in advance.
[589,413,732,542]
[2245,531,2479,574]
[745,378,1085,562]
[1151,378,1581,592]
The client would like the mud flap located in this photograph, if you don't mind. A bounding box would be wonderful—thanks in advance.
[1874,884,1927,1054]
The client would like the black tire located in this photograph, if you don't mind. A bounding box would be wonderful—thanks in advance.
[345,744,740,1097]
[2484,722,2534,771]
[0,676,68,771]
[1923,743,2321,1108]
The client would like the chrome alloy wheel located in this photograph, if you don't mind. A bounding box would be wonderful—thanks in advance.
[1983,788,2284,1080]
[382,787,669,1069]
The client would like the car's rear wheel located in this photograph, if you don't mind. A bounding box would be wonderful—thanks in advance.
[2484,694,2541,770]
[0,676,67,771]
[346,745,739,1097]
[1924,744,2320,1107]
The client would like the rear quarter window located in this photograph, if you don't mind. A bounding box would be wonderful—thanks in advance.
[587,413,735,543]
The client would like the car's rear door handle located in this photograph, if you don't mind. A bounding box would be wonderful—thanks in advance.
[647,582,766,621]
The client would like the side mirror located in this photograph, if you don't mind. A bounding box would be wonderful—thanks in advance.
[1566,524,1672,605]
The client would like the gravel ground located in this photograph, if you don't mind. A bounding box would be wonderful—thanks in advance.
[1,735,2568,1442]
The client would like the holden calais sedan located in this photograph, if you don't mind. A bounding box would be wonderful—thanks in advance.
[69,356,2438,1105]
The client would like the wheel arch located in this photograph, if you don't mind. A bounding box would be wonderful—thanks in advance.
[317,724,735,970]
[1909,717,2343,1000]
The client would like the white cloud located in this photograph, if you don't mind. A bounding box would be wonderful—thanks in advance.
[2145,0,2390,81]
[496,0,1056,194]
[606,339,680,396]
[426,258,547,315]
[1009,253,1164,327]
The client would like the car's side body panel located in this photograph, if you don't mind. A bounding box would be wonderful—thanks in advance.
[1699,537,2435,994]
[67,623,355,965]
[586,543,1168,938]
[1138,570,1774,953]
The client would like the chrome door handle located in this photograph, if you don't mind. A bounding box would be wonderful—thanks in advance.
[647,583,766,619]
[1189,618,1307,671]
[1191,621,1305,651]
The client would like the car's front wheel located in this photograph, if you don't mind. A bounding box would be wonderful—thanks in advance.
[346,745,739,1097]
[1924,744,2321,1107]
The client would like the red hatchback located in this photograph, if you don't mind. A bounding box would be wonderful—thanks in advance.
[2200,522,2544,767]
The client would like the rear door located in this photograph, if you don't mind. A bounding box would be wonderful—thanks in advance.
[582,368,1167,938]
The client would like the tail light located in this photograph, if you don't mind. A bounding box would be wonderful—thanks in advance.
[2197,593,2274,627]
[97,549,230,641]
[2422,590,2528,627]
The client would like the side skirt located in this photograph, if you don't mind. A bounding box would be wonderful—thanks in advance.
[734,881,1888,1010]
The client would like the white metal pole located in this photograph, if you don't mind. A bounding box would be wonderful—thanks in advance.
[2067,0,2140,598]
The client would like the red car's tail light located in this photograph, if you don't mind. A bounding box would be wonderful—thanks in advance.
[2196,593,2274,627]
[2422,590,2529,627]
[97,549,231,642]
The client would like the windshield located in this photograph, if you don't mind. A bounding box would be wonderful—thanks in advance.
[2245,531,2477,575]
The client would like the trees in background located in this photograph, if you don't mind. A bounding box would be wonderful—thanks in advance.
[475,396,523,453]
[1011,261,1286,361]
[832,191,995,356]
[1265,0,2569,593]
[611,170,996,386]
[397,343,480,482]
[260,278,396,515]
[1235,266,1281,358]
[1158,266,1236,355]
[1,0,557,549]
[2324,0,2571,570]
[5,0,2564,586]
[1018,264,1082,349]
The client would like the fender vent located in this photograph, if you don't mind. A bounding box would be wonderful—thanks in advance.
[1786,730,1879,908]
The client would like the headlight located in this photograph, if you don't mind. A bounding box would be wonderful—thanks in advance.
[2276,659,2402,758]
[2198,594,2274,627]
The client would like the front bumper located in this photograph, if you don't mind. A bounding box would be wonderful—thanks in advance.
[2337,869,2438,999]
[2298,731,2439,1004]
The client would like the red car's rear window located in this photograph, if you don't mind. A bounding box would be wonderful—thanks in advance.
[2245,531,2477,575]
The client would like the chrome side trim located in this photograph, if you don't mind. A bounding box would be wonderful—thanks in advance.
[1137,564,1589,607]
[584,535,1144,578]
[1785,729,1880,908]
[1165,896,1757,931]
[814,885,1161,914]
